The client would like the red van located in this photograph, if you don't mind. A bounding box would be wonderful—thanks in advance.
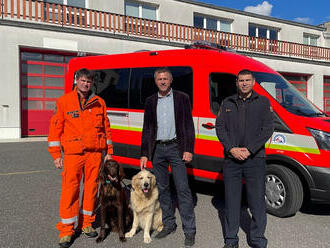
[65,44,330,217]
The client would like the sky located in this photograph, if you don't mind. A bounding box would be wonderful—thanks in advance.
[196,0,330,26]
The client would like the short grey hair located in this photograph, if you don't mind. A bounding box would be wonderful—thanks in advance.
[154,67,173,80]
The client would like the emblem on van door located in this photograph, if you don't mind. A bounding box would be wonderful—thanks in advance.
[273,134,286,144]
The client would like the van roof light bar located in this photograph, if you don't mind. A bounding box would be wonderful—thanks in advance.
[184,41,236,53]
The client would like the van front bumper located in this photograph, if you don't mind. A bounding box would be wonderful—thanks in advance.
[306,165,330,203]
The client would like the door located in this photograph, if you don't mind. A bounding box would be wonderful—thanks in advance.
[21,50,76,136]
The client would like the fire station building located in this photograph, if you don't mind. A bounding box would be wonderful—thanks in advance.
[0,0,330,139]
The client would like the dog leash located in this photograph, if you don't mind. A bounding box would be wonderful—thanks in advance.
[121,180,134,191]
[102,157,134,191]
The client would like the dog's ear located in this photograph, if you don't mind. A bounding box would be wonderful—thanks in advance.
[151,173,156,188]
[118,164,126,181]
[131,174,138,191]
[98,161,106,184]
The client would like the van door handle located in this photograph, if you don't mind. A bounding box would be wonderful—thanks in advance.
[108,112,128,117]
[202,122,215,129]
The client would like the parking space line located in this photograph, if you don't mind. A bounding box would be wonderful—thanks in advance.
[0,170,53,176]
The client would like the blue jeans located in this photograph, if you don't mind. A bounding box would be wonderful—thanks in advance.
[223,157,267,248]
[152,143,196,235]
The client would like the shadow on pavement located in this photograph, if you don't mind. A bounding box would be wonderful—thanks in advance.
[189,180,253,242]
[300,202,330,216]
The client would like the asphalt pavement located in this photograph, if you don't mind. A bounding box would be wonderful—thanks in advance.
[0,140,330,248]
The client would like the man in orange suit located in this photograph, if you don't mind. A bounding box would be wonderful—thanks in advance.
[48,68,113,248]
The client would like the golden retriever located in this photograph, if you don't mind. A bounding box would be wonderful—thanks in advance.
[125,170,163,243]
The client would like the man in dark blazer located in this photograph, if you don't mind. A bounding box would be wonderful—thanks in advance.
[140,67,196,247]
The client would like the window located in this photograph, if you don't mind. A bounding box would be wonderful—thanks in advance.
[303,34,318,46]
[255,72,322,117]
[249,24,278,40]
[125,1,157,20]
[281,74,308,97]
[93,69,130,108]
[43,0,86,24]
[194,14,232,32]
[43,0,85,8]
[93,67,193,110]
[209,73,237,115]
[193,15,203,29]
[130,67,193,109]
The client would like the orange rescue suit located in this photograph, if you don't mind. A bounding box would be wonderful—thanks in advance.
[48,88,113,158]
[48,88,113,238]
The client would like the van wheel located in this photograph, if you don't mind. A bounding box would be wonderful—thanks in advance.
[265,164,303,217]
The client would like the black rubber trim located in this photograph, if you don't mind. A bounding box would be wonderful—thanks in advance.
[266,154,314,188]
[305,166,330,203]
[272,112,292,133]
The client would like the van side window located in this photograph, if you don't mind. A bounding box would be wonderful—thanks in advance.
[130,68,158,110]
[209,73,237,115]
[93,69,130,108]
[92,66,193,109]
[130,66,193,109]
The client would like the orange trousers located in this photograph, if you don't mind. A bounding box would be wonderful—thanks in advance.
[56,152,102,238]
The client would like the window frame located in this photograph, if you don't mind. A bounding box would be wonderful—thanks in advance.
[43,0,87,8]
[303,33,319,46]
[43,0,87,24]
[248,23,279,40]
[92,66,193,110]
[125,0,158,20]
[209,72,237,115]
[193,13,232,33]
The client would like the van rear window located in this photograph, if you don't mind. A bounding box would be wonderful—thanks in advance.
[92,66,193,110]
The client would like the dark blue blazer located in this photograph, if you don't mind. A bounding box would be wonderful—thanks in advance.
[140,90,195,160]
[215,90,274,158]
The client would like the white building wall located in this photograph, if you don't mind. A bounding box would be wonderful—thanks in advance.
[0,24,175,139]
[0,0,329,139]
[85,0,325,45]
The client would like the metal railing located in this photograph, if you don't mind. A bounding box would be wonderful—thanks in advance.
[1,0,330,61]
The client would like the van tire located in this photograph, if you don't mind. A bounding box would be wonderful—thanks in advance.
[265,164,303,217]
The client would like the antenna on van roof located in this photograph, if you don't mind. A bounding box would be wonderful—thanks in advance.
[185,41,236,53]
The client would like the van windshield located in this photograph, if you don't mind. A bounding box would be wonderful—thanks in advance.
[254,72,324,117]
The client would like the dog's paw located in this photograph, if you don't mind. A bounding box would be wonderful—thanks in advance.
[125,231,134,238]
[157,224,164,232]
[144,236,152,244]
[96,236,104,243]
[119,236,126,242]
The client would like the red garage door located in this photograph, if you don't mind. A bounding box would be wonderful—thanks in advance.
[324,77,330,115]
[21,50,76,136]
[280,73,309,97]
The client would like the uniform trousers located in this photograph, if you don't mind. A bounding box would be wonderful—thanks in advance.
[56,151,102,238]
[152,142,196,235]
[223,157,267,248]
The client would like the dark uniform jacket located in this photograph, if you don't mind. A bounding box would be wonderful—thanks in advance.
[140,90,195,160]
[215,90,274,158]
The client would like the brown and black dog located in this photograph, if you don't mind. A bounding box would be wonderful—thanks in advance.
[96,159,132,243]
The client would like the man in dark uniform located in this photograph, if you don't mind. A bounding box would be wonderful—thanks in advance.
[216,69,274,248]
